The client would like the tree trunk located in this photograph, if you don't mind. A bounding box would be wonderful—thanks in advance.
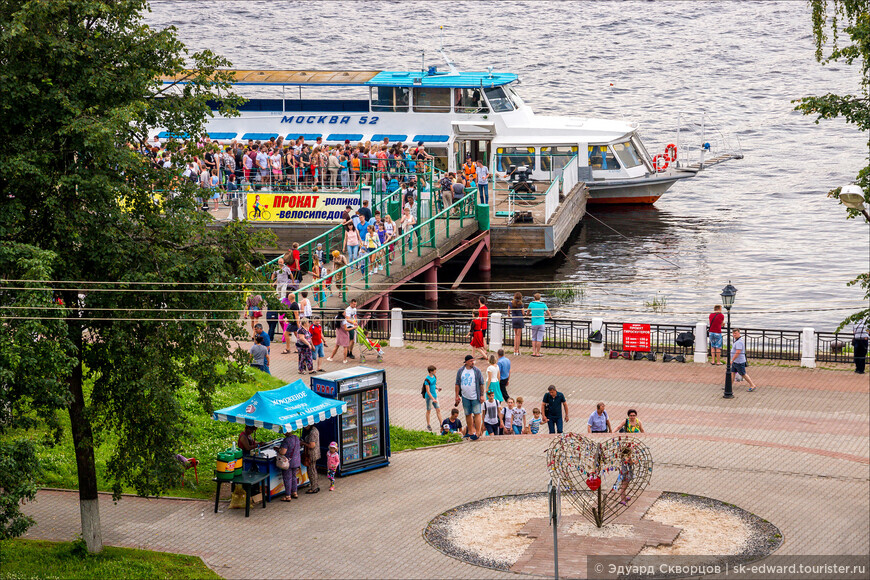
[65,299,103,553]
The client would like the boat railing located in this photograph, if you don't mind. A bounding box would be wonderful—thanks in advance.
[673,111,743,170]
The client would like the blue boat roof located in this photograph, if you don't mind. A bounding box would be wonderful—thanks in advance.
[160,69,518,88]
[366,71,517,88]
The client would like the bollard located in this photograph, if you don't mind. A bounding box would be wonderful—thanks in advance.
[490,313,503,353]
[801,327,816,368]
[231,197,240,221]
[389,307,404,348]
[590,318,605,358]
[694,321,708,363]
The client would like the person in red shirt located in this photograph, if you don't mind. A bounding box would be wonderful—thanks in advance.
[477,296,489,355]
[284,242,301,282]
[310,315,328,372]
[708,305,725,365]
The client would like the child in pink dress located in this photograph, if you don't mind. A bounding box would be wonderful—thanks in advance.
[326,442,340,491]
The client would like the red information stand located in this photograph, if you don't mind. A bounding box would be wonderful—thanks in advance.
[622,323,651,351]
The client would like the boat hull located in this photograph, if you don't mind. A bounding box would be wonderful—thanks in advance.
[586,173,689,205]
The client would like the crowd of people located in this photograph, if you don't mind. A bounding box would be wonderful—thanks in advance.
[140,134,455,203]
[140,133,496,219]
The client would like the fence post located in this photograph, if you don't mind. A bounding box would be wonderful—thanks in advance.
[490,313,503,353]
[694,321,708,363]
[390,307,404,348]
[590,318,605,358]
[801,327,816,368]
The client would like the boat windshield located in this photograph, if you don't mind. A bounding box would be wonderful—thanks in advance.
[611,141,643,169]
[588,145,621,170]
[484,87,515,112]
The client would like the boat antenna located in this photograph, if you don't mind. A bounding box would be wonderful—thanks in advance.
[438,25,460,76]
[421,50,425,73]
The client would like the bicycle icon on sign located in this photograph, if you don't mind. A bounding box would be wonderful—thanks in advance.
[248,208,272,220]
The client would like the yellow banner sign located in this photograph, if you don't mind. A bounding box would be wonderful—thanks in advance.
[245,193,360,222]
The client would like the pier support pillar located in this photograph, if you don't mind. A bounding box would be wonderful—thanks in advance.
[694,322,708,363]
[590,318,605,358]
[379,294,390,334]
[389,307,404,348]
[801,327,816,368]
[424,266,438,302]
[490,313,503,353]
[477,244,491,273]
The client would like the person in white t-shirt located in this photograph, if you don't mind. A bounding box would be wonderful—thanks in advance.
[344,300,358,360]
[255,146,269,183]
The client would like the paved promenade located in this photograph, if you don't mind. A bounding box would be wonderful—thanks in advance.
[22,342,869,578]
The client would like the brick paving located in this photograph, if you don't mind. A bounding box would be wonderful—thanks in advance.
[22,341,869,578]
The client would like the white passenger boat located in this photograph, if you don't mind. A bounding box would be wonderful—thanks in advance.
[158,52,741,205]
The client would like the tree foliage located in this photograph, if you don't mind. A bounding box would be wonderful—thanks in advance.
[0,0,270,548]
[793,0,869,329]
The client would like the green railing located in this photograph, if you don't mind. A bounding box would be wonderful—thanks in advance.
[295,192,480,307]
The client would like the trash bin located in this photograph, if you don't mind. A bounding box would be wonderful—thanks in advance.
[387,196,401,221]
[476,204,490,230]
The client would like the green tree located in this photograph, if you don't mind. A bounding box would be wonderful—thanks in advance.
[0,0,270,552]
[794,0,870,329]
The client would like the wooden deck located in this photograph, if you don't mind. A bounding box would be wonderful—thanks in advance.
[490,180,588,264]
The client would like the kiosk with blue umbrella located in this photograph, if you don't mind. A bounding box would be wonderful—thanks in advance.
[213,379,347,499]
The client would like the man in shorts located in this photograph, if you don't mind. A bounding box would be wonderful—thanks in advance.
[526,293,551,357]
[454,355,484,440]
[730,329,758,392]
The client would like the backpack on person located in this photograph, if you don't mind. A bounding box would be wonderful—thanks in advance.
[421,376,431,399]
[618,418,629,433]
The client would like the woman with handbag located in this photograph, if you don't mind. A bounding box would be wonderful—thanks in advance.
[277,432,301,502]
[296,318,315,374]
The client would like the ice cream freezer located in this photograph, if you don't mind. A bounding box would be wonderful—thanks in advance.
[310,366,390,476]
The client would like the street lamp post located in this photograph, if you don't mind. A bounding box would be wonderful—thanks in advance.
[839,184,870,222]
[721,282,737,399]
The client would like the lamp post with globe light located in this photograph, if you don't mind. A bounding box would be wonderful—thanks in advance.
[721,283,737,399]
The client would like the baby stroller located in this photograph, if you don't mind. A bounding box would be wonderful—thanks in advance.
[354,324,384,363]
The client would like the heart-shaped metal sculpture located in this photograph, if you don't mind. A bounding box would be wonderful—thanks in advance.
[546,433,653,527]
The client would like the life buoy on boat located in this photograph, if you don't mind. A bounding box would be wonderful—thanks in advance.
[664,143,678,162]
[652,154,669,172]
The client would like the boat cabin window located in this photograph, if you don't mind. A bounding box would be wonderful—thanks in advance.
[612,141,643,169]
[540,146,579,172]
[588,145,621,171]
[483,87,515,113]
[370,87,409,112]
[496,147,535,173]
[413,87,451,113]
[455,88,488,113]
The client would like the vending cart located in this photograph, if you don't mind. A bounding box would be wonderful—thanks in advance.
[310,366,390,476]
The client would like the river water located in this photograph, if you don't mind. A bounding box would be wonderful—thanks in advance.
[147,1,869,331]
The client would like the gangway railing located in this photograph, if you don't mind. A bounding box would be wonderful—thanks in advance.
[296,192,480,306]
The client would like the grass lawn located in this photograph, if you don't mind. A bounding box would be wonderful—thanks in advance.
[0,539,219,580]
[6,369,461,500]
[9,369,286,500]
[390,425,462,451]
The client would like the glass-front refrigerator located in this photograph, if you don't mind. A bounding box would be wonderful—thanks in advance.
[310,366,390,476]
